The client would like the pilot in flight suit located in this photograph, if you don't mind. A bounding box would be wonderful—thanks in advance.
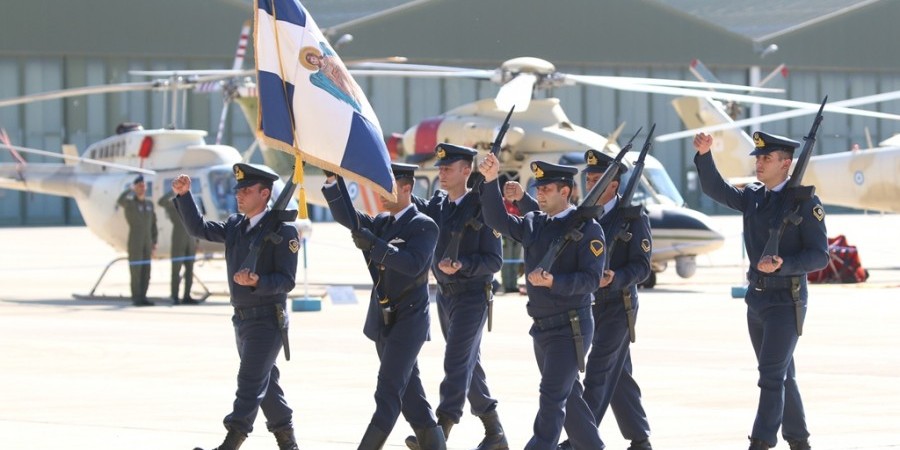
[694,131,828,450]
[117,174,157,306]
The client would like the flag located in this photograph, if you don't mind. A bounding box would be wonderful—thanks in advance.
[254,0,396,201]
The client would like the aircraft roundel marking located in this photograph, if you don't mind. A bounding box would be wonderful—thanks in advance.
[346,181,359,200]
[812,204,825,222]
[854,170,864,186]
[589,239,604,257]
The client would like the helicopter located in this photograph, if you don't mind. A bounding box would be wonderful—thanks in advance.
[0,72,309,296]
[660,59,900,214]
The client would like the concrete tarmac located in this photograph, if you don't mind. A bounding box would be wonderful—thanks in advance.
[1,213,899,449]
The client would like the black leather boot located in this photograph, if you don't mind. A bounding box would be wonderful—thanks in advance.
[416,424,447,450]
[627,437,653,450]
[473,410,509,450]
[358,422,389,450]
[193,429,247,450]
[405,415,453,450]
[787,438,811,450]
[555,439,572,450]
[273,426,300,450]
[748,437,771,450]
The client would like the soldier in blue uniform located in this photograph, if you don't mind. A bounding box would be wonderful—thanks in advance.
[478,153,606,450]
[117,174,158,306]
[323,163,446,450]
[694,131,828,450]
[171,163,301,450]
[404,143,507,450]
[508,149,654,450]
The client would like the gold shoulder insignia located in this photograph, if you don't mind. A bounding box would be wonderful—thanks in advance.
[492,229,501,239]
[641,238,651,253]
[589,239,604,257]
[812,204,825,222]
[288,238,300,254]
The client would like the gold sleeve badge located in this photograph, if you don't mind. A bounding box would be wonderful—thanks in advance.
[641,238,651,253]
[288,239,300,254]
[812,205,825,222]
[492,229,501,239]
[589,239,605,257]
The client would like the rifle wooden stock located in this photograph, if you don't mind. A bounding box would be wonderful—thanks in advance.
[239,176,299,273]
[760,97,827,260]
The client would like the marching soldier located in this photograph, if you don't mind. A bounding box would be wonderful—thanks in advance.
[117,174,157,306]
[172,163,301,450]
[694,131,828,450]
[507,149,654,450]
[479,154,606,450]
[405,144,508,450]
[323,164,446,450]
[158,189,200,305]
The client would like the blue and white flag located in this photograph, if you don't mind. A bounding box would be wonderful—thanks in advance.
[255,0,395,200]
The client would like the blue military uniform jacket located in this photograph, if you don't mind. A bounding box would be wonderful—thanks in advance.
[412,190,502,286]
[694,152,828,284]
[480,181,605,319]
[323,184,438,341]
[517,194,651,301]
[173,191,298,308]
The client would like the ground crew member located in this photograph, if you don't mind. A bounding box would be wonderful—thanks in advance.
[405,143,507,450]
[117,174,157,306]
[159,189,200,305]
[323,163,446,450]
[479,154,606,450]
[694,131,828,450]
[172,163,300,450]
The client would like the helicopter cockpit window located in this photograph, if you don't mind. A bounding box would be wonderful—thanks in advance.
[208,168,238,215]
[643,167,684,206]
[413,176,430,199]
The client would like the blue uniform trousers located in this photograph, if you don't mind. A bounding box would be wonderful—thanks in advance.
[435,288,496,421]
[224,314,292,434]
[525,311,603,450]
[746,288,809,446]
[372,320,437,433]
[567,299,650,442]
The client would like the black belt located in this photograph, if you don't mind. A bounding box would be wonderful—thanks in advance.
[533,306,591,331]
[234,303,281,320]
[439,280,489,296]
[594,289,625,301]
[747,272,801,291]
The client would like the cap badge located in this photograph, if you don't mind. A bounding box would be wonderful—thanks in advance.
[532,162,544,179]
[587,151,598,166]
[436,148,446,159]
[753,132,765,148]
[234,166,245,180]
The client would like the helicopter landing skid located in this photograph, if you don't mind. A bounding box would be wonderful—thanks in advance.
[72,256,221,303]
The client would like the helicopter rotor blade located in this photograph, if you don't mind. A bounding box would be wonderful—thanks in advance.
[0,82,159,108]
[495,73,536,112]
[568,74,784,94]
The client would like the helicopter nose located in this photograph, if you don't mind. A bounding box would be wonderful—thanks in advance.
[647,205,725,256]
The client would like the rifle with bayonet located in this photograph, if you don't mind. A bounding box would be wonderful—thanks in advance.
[533,127,642,273]
[442,105,515,263]
[238,173,298,360]
[605,124,655,343]
[440,106,514,332]
[759,96,826,337]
